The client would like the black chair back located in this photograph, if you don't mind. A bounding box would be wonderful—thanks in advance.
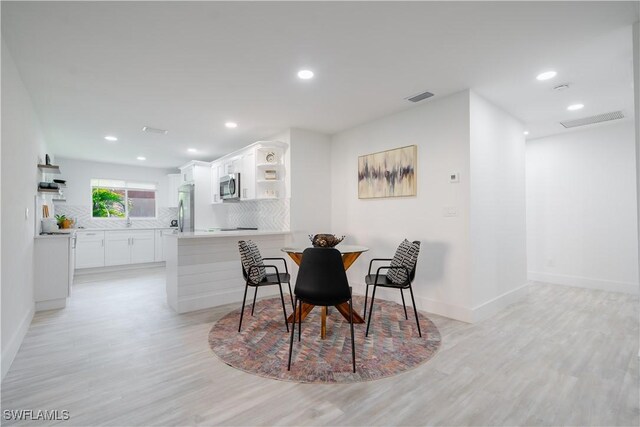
[294,248,351,306]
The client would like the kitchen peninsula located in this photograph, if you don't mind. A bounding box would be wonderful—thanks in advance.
[165,230,291,313]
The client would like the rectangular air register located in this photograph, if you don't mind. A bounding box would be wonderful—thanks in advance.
[560,111,624,128]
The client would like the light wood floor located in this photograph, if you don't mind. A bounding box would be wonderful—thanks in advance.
[2,267,638,426]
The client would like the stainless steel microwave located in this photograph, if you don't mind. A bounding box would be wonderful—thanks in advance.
[220,173,240,201]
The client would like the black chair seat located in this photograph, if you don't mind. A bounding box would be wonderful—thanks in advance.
[365,274,408,288]
[261,272,291,286]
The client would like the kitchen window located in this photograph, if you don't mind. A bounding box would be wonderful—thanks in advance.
[91,179,157,219]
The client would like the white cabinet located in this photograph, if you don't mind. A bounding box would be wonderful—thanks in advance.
[75,231,105,269]
[180,165,194,184]
[104,230,155,266]
[105,231,130,266]
[210,161,224,204]
[166,173,181,208]
[154,230,165,261]
[130,230,155,264]
[241,149,256,200]
[35,236,72,311]
[154,229,175,262]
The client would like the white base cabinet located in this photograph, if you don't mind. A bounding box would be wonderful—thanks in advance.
[104,230,155,266]
[75,231,105,269]
[76,229,170,269]
[35,236,73,311]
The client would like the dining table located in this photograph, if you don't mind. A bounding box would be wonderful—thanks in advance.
[281,245,369,339]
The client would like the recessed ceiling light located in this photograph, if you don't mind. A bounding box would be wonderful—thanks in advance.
[137,156,146,161]
[104,136,118,141]
[225,122,238,128]
[536,71,557,81]
[187,148,197,153]
[297,69,314,80]
[523,131,530,136]
[567,103,584,111]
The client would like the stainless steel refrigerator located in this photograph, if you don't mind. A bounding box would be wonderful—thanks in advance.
[177,184,195,232]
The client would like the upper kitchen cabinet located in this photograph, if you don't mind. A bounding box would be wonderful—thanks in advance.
[210,160,224,204]
[166,173,181,208]
[179,161,212,186]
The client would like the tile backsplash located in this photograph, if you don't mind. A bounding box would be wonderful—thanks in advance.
[224,199,290,231]
[55,205,178,229]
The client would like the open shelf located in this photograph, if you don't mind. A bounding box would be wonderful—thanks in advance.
[256,163,283,168]
[37,164,61,174]
[38,188,62,194]
[256,179,283,184]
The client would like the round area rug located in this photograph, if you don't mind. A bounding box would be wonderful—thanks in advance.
[208,295,441,383]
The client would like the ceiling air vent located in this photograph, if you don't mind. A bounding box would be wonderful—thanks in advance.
[560,111,624,128]
[406,91,434,103]
[142,126,168,135]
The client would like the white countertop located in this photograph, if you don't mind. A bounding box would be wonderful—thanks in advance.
[75,227,177,232]
[166,230,290,239]
[35,232,75,239]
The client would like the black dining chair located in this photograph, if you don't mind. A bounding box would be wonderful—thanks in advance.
[287,247,356,373]
[365,240,421,337]
[237,240,293,333]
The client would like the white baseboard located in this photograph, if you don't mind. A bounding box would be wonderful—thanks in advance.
[35,298,67,312]
[1,304,34,380]
[471,283,529,323]
[74,261,165,276]
[175,286,281,314]
[352,283,474,323]
[352,282,528,324]
[528,271,639,295]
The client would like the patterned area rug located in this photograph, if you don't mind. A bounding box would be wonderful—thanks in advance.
[208,295,441,383]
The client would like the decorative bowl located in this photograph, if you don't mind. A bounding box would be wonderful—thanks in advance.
[309,234,345,248]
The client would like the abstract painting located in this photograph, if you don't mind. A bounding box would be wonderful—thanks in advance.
[358,145,417,199]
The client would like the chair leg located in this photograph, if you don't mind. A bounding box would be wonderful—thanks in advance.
[363,284,370,319]
[288,298,298,371]
[287,282,295,311]
[349,297,356,373]
[251,287,258,316]
[365,285,377,337]
[298,297,302,342]
[238,283,249,333]
[408,285,422,337]
[278,284,289,333]
[400,288,408,320]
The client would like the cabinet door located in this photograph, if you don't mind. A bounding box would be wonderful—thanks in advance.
[242,150,256,200]
[181,165,194,183]
[167,174,181,208]
[154,230,165,262]
[75,232,105,269]
[211,162,223,204]
[105,231,131,266]
[130,231,155,264]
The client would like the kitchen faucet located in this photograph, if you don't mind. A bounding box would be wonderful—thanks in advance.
[126,215,132,227]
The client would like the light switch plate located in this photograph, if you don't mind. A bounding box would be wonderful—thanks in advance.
[443,206,458,217]
[449,172,460,183]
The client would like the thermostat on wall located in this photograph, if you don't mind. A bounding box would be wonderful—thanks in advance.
[449,172,460,183]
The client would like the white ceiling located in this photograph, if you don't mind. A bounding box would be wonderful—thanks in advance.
[2,1,638,168]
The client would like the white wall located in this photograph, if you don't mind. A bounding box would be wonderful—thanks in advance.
[1,41,49,379]
[289,128,332,246]
[526,121,639,293]
[330,91,474,320]
[55,157,177,208]
[469,92,528,319]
